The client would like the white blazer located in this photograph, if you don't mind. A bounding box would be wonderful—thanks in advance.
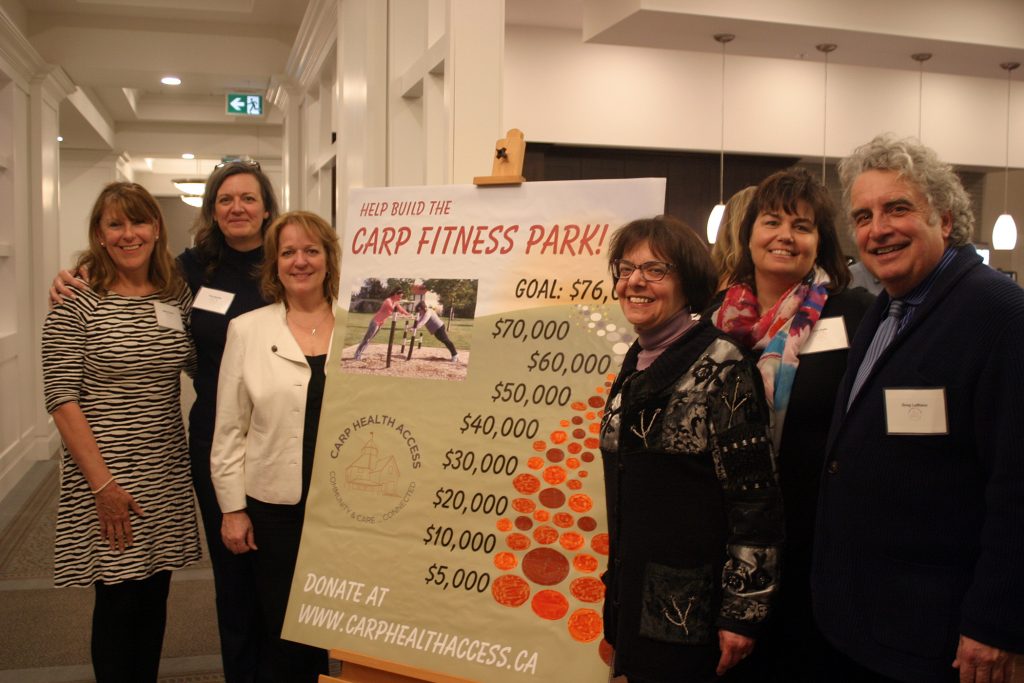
[211,302,334,511]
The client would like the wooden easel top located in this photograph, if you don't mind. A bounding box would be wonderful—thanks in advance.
[473,128,526,186]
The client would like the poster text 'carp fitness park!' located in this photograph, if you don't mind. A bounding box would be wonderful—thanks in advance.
[285,178,665,682]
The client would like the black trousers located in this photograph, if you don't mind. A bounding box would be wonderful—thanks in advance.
[246,496,328,683]
[191,437,263,683]
[433,325,457,356]
[92,570,171,683]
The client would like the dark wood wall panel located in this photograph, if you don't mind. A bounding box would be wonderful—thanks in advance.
[524,143,800,242]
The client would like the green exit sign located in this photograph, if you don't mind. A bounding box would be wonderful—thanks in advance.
[227,93,263,116]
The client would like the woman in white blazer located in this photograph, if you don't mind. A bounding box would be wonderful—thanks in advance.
[211,210,339,683]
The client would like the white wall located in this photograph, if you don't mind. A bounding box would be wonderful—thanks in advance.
[57,149,123,267]
[503,25,1023,168]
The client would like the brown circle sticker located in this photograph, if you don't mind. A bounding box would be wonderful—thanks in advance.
[538,487,566,509]
[521,547,570,586]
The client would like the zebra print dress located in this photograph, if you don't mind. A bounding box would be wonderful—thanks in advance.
[42,284,202,587]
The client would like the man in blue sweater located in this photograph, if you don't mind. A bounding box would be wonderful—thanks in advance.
[813,134,1024,683]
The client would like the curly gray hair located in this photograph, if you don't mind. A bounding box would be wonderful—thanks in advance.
[837,134,973,247]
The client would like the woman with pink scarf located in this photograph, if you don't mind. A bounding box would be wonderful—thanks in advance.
[708,167,874,682]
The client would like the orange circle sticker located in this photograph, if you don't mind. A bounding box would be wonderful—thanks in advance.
[514,473,541,494]
[573,553,599,573]
[570,576,605,603]
[492,574,530,607]
[493,552,518,571]
[506,533,531,551]
[531,590,569,621]
[568,608,603,643]
[568,494,593,512]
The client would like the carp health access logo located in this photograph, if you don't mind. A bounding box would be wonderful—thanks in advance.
[327,413,421,525]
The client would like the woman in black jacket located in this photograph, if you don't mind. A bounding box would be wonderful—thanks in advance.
[708,168,875,681]
[601,215,783,682]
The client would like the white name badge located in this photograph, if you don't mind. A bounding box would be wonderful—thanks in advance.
[884,388,948,435]
[799,316,849,355]
[193,286,235,314]
[153,301,185,332]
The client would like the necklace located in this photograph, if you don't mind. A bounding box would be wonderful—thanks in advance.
[287,306,333,336]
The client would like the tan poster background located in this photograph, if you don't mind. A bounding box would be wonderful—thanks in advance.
[284,179,665,682]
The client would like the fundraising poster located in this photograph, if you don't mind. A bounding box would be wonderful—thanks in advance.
[285,178,665,682]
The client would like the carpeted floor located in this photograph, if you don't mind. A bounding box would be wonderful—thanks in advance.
[0,458,224,682]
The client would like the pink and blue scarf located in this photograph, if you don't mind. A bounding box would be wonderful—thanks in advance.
[713,266,830,450]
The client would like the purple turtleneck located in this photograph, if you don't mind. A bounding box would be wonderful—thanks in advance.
[635,307,696,370]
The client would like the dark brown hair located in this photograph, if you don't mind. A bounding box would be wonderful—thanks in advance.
[191,161,279,274]
[732,167,851,292]
[607,215,716,313]
[76,182,183,298]
[260,211,340,304]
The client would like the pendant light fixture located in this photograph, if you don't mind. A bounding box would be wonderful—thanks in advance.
[993,61,1020,250]
[707,33,735,244]
[911,53,932,140]
[816,43,837,184]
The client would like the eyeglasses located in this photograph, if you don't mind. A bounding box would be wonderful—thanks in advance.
[215,159,261,171]
[611,259,675,282]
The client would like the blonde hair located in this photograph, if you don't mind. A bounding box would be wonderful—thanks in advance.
[76,182,183,299]
[260,211,340,303]
[710,186,757,289]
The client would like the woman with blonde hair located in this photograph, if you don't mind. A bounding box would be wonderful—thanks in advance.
[212,210,339,682]
[710,185,757,291]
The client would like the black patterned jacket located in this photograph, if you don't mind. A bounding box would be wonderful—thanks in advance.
[600,319,784,682]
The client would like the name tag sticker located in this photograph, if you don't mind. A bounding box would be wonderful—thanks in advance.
[193,286,235,314]
[800,316,849,355]
[153,301,185,332]
[884,388,948,435]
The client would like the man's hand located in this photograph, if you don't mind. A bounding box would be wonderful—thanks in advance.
[953,634,1012,683]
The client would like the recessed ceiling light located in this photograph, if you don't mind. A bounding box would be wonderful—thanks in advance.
[57,136,63,142]
[161,76,182,86]
[181,153,195,160]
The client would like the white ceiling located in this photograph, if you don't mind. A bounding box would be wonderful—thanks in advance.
[507,0,1024,81]
[11,0,1024,172]
[17,0,308,170]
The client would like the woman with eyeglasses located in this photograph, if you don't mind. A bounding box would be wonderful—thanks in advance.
[51,159,281,683]
[706,168,874,681]
[599,215,783,682]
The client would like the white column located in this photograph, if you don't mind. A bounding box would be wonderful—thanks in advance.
[446,0,504,183]
[28,67,75,463]
[337,0,388,221]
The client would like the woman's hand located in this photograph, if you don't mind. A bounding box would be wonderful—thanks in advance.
[49,266,89,307]
[221,510,258,554]
[716,629,755,676]
[94,481,144,552]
